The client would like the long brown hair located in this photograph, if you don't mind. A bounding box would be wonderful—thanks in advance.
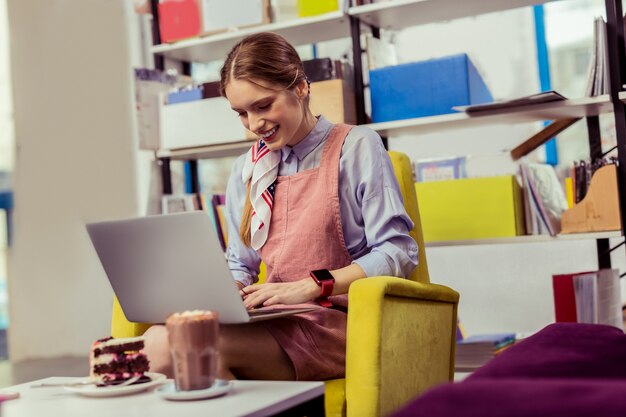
[220,32,307,247]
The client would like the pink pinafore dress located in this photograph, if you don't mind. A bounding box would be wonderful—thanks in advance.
[258,124,353,380]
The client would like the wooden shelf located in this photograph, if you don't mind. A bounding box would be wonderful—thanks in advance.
[151,11,350,63]
[425,231,623,248]
[349,0,555,31]
[157,141,253,160]
[366,95,613,136]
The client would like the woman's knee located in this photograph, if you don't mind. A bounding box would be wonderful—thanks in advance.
[143,325,173,377]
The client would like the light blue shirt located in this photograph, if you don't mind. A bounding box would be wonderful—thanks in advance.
[225,116,419,286]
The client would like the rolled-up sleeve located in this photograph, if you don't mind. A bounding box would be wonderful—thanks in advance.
[224,154,261,286]
[340,126,419,278]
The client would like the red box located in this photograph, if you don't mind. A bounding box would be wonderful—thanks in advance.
[158,0,201,43]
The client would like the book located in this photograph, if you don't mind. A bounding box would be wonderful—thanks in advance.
[456,333,516,370]
[209,194,227,252]
[552,269,622,329]
[413,156,466,182]
[583,17,610,97]
[519,163,568,236]
[520,164,551,235]
[161,193,201,214]
[454,90,566,114]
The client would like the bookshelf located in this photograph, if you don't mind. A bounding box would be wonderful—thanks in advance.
[156,140,253,161]
[425,231,623,248]
[151,0,560,64]
[348,0,554,29]
[368,94,615,137]
[148,0,626,258]
[153,93,620,161]
[151,11,350,63]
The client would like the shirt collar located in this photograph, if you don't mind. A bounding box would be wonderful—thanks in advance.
[281,116,333,162]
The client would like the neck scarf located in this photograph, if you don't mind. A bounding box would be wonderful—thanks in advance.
[241,139,281,250]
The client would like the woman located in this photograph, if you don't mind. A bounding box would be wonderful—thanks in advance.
[145,32,418,381]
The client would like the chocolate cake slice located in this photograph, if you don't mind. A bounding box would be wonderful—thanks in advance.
[89,336,151,386]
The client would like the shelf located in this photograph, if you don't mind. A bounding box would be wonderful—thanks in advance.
[367,95,613,136]
[425,230,623,247]
[157,140,253,160]
[349,0,555,31]
[156,94,626,159]
[151,11,350,63]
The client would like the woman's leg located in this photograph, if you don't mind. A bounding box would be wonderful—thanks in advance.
[143,323,295,380]
[218,324,295,380]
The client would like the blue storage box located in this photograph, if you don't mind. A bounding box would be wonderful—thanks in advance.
[369,54,492,123]
[168,88,203,105]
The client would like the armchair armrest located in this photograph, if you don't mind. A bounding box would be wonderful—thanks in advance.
[345,277,459,417]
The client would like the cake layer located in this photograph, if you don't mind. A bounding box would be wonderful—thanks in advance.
[92,353,149,375]
[92,336,145,357]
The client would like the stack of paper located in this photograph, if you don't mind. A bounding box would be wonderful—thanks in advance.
[520,163,568,236]
[455,333,516,371]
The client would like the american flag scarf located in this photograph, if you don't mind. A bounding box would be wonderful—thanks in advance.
[241,139,281,250]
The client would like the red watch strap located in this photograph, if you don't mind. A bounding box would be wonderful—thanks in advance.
[317,297,333,308]
[310,270,334,308]
[316,280,333,307]
[320,280,334,298]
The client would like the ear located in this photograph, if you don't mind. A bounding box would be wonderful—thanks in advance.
[295,78,308,99]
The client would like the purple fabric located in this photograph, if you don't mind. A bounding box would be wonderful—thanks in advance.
[390,378,626,417]
[469,323,626,380]
[389,323,626,417]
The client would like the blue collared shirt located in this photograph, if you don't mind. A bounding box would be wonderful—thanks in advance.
[225,116,419,286]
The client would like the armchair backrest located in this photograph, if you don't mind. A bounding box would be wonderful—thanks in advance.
[387,151,430,284]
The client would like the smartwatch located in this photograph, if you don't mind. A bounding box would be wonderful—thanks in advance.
[309,269,335,308]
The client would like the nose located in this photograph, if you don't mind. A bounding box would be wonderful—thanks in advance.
[248,113,265,133]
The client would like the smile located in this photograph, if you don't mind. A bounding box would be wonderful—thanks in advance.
[260,126,279,141]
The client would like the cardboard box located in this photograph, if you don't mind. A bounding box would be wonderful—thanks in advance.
[199,0,271,34]
[297,0,339,17]
[158,0,202,43]
[309,79,356,125]
[561,165,622,233]
[369,54,492,123]
[415,176,525,242]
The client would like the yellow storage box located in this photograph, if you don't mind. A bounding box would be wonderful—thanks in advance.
[297,0,339,17]
[415,175,525,242]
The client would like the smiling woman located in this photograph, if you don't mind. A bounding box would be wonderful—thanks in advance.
[143,32,419,383]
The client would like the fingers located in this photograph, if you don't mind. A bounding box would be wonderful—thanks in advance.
[263,295,281,307]
[242,286,275,310]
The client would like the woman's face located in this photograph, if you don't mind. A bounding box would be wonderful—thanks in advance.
[226,78,310,151]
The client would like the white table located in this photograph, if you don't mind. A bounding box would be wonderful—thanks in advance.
[0,377,325,417]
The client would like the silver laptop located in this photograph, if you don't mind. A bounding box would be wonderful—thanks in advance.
[86,211,315,324]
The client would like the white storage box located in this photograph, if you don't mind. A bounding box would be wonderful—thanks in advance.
[160,97,249,149]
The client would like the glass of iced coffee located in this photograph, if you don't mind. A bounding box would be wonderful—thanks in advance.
[166,310,219,391]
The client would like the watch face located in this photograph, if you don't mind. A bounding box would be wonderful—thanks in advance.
[311,269,335,282]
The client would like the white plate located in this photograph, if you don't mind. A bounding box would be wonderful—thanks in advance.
[63,373,167,397]
[156,379,232,401]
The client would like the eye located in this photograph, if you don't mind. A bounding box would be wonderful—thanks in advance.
[258,101,272,111]
[237,111,247,118]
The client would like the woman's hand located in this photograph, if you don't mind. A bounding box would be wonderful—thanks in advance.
[241,279,321,309]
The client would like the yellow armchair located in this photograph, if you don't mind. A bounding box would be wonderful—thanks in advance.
[111,151,459,417]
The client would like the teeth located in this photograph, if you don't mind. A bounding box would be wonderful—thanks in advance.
[261,126,277,139]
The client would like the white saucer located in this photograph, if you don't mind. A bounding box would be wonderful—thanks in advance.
[156,379,232,401]
[63,373,167,397]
